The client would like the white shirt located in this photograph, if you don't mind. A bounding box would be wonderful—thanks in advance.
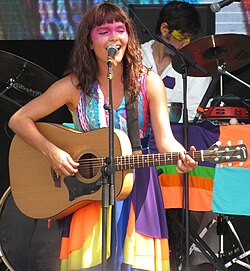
[142,40,212,122]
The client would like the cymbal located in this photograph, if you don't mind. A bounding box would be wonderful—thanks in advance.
[0,50,57,96]
[0,50,58,111]
[172,34,250,77]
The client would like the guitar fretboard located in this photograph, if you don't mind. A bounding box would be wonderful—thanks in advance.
[78,144,247,173]
[115,151,201,170]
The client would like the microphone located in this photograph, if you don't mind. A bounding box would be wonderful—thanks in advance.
[210,0,237,12]
[107,44,118,67]
[193,70,221,123]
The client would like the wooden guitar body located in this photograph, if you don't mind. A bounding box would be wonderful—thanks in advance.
[9,123,133,219]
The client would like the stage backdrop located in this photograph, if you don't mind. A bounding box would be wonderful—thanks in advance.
[0,0,248,40]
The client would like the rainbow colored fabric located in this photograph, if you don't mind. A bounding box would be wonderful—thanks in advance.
[60,75,170,271]
[154,121,250,215]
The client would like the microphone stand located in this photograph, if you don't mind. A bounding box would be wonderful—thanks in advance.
[101,57,116,271]
[180,64,191,271]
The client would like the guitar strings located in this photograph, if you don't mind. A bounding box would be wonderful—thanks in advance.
[71,150,243,170]
[50,149,243,178]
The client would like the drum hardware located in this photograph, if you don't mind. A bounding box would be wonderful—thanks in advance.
[217,215,250,270]
[189,218,217,256]
[168,212,228,271]
[215,64,250,108]
[217,65,250,90]
[215,63,250,109]
[225,250,250,269]
[187,214,250,270]
[202,63,250,123]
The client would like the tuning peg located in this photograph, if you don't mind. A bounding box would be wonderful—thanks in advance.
[227,140,232,146]
[215,141,221,146]
[237,139,243,145]
[239,162,244,167]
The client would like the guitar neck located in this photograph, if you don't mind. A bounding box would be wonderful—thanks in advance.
[114,143,247,170]
[115,151,200,170]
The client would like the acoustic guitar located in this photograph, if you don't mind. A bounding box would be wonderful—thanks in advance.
[9,122,248,220]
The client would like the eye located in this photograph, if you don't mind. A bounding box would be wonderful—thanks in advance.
[117,28,126,34]
[98,30,109,35]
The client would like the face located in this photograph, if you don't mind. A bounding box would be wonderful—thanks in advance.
[90,22,128,65]
[161,23,192,50]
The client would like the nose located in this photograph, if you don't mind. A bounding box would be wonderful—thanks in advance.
[109,31,119,41]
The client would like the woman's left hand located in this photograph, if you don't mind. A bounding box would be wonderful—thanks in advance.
[176,146,197,174]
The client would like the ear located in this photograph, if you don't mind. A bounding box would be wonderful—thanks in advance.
[160,22,169,36]
[90,42,94,50]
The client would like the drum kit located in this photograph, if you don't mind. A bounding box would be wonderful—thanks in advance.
[0,33,249,270]
[171,34,250,271]
[172,33,250,123]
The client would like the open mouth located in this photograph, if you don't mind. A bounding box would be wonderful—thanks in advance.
[106,44,121,53]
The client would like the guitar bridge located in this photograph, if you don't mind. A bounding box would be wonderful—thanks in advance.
[51,168,61,187]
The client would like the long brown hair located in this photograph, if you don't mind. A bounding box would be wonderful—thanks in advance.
[69,2,143,101]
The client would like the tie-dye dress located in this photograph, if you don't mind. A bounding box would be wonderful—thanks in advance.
[60,73,170,271]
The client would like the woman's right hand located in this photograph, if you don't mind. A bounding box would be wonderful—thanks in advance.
[48,146,79,177]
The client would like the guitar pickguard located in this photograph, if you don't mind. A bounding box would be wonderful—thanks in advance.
[64,176,102,201]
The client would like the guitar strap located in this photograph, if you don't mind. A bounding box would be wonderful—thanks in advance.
[125,91,142,153]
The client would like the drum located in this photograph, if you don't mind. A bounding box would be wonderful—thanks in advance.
[168,102,183,123]
[0,187,62,271]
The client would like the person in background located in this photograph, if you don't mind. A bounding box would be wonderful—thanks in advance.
[9,2,197,271]
[142,2,215,271]
[142,1,212,122]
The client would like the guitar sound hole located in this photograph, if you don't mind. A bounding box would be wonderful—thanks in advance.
[79,153,100,179]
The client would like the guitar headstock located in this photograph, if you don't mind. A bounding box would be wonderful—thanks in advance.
[203,143,248,165]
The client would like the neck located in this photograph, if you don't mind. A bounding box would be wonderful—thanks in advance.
[152,40,172,62]
[98,60,124,84]
[151,40,172,75]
